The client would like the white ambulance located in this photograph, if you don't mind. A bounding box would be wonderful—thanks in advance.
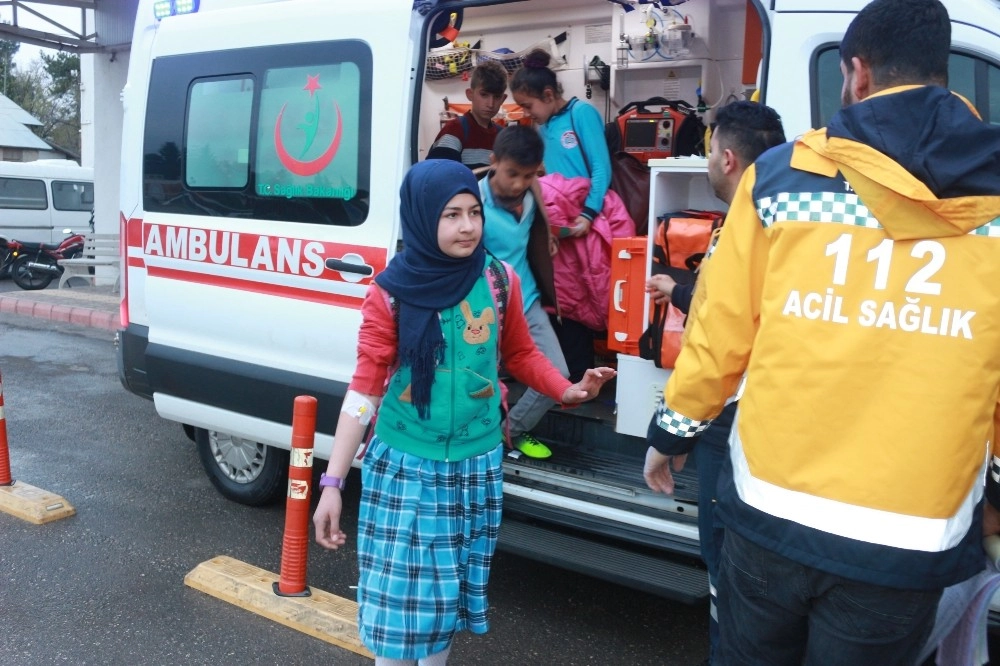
[116,0,1000,603]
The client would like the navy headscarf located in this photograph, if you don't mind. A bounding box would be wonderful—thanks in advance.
[375,160,486,419]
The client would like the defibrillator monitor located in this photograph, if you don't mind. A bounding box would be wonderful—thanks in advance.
[621,114,674,163]
[624,117,658,147]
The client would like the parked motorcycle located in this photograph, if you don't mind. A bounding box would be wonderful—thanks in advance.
[0,236,14,280]
[9,229,86,290]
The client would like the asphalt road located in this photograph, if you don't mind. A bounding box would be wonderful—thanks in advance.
[0,277,40,293]
[0,316,709,665]
[0,276,55,293]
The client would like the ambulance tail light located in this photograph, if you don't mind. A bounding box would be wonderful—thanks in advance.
[154,0,200,20]
[120,213,129,329]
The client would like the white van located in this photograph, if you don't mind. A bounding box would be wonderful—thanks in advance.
[0,160,94,243]
[116,0,1000,603]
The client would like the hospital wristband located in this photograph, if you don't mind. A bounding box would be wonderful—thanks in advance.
[319,473,347,490]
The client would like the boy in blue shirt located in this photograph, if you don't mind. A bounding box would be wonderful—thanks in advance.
[480,124,566,458]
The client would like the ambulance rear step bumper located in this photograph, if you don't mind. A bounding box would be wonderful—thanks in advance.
[497,519,709,604]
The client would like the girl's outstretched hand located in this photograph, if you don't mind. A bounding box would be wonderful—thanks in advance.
[561,367,616,404]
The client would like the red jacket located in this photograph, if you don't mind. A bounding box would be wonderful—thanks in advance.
[350,266,571,402]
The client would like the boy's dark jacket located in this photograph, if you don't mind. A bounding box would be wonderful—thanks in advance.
[474,167,561,319]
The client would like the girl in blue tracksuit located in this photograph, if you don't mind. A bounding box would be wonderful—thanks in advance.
[510,49,611,238]
[510,49,612,381]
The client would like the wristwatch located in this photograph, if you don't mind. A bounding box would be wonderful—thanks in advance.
[319,473,347,490]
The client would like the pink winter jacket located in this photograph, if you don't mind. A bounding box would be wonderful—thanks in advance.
[539,173,636,331]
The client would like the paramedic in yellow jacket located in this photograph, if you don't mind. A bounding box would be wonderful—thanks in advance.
[644,0,1000,664]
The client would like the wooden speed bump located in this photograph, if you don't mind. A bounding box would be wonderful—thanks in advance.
[184,555,371,658]
[0,372,75,525]
[0,480,76,524]
[184,401,370,656]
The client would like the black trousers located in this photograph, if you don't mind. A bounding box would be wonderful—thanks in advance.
[549,315,596,383]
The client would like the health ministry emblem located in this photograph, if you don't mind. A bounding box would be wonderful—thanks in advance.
[274,74,343,177]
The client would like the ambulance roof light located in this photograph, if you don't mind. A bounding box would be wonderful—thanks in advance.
[153,0,200,20]
[175,0,200,15]
[153,0,172,19]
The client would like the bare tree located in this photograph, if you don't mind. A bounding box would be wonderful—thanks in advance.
[0,36,81,160]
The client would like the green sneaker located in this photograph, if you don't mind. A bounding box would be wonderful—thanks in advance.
[513,434,552,459]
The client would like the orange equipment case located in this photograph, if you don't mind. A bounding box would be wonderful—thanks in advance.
[607,236,648,357]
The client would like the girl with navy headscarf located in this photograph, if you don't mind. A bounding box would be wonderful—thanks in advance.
[313,160,614,665]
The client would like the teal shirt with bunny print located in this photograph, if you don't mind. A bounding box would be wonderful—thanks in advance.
[375,271,502,461]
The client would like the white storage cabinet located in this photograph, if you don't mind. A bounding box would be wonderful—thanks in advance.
[614,157,724,437]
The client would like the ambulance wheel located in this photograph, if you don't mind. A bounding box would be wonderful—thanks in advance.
[195,427,288,506]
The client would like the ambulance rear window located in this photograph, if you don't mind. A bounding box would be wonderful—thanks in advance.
[812,45,1000,128]
[143,40,372,226]
[186,78,254,189]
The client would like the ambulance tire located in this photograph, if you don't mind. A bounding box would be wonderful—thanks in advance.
[195,427,289,506]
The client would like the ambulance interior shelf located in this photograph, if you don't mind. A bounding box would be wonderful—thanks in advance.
[615,3,694,67]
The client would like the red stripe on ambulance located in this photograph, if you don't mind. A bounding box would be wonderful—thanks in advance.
[125,214,144,249]
[122,218,385,307]
[139,223,385,280]
[146,266,365,309]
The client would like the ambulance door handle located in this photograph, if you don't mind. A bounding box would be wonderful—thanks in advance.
[613,280,627,313]
[325,258,374,277]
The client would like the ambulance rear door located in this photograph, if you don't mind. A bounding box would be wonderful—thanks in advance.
[766,0,1000,136]
[124,0,415,446]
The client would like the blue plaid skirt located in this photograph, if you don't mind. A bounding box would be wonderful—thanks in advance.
[356,436,504,659]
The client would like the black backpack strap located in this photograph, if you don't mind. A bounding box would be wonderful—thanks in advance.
[639,303,668,368]
[459,113,470,144]
[485,253,509,331]
[388,294,400,323]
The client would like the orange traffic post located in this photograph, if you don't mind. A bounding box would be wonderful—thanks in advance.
[274,395,317,597]
[0,370,12,486]
[0,368,75,524]
[183,392,371,656]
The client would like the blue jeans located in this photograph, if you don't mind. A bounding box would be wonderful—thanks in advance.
[696,401,736,665]
[716,531,941,666]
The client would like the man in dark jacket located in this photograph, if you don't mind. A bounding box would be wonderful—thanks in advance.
[644,100,785,665]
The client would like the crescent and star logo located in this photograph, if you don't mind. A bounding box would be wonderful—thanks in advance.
[274,74,343,177]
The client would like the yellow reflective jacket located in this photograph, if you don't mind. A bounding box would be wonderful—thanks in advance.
[656,86,1000,589]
